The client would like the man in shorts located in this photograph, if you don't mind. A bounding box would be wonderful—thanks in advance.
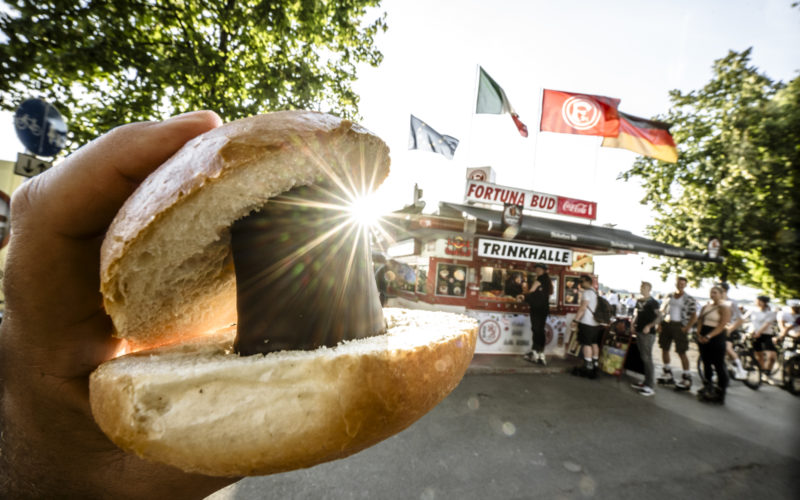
[657,276,697,389]
[571,275,602,378]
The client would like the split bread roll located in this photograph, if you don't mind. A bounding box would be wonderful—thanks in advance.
[91,309,477,477]
[89,111,478,477]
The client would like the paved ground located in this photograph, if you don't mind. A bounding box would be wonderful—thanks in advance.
[205,356,800,500]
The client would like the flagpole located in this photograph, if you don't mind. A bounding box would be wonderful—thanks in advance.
[465,63,480,171]
[530,86,543,186]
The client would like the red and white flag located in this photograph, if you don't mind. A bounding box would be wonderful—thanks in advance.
[540,89,621,137]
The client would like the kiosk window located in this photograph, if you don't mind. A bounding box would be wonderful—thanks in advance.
[480,266,525,301]
[564,275,580,305]
[435,263,466,297]
[396,264,416,292]
[416,264,428,294]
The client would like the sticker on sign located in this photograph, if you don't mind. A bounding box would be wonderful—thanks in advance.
[15,152,52,178]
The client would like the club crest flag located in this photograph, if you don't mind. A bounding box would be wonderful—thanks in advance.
[409,115,459,159]
[540,89,621,137]
[476,66,528,138]
[601,112,678,163]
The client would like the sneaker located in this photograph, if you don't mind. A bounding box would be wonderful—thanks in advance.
[675,374,692,391]
[630,381,646,390]
[538,352,547,366]
[523,351,536,363]
[657,372,674,385]
[733,366,747,380]
[638,386,655,397]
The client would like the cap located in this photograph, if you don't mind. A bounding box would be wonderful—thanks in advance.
[534,262,548,270]
[757,295,770,303]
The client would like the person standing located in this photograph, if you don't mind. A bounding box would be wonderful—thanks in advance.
[717,282,748,380]
[696,286,732,404]
[630,282,662,396]
[571,275,602,378]
[657,276,698,390]
[522,263,553,365]
[607,290,620,317]
[625,295,637,316]
[748,295,778,382]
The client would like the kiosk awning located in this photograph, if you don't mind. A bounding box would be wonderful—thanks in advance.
[442,202,721,263]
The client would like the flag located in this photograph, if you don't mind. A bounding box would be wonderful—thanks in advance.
[408,115,459,159]
[475,66,528,137]
[601,112,678,163]
[540,89,620,137]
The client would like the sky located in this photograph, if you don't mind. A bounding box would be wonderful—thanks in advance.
[347,0,800,300]
[1,0,799,301]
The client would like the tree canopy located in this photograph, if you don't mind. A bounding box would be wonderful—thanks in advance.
[0,0,386,152]
[621,49,800,299]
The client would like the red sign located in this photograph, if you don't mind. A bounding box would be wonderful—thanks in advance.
[445,236,472,257]
[557,197,597,220]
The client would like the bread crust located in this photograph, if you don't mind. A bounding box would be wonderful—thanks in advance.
[90,309,477,476]
[99,111,390,347]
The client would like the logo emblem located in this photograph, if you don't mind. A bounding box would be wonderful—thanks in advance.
[561,96,601,130]
[479,320,502,345]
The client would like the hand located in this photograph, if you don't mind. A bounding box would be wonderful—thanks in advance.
[643,326,651,334]
[0,112,237,498]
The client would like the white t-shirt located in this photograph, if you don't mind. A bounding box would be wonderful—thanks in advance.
[726,298,742,324]
[607,293,619,306]
[749,309,777,335]
[668,294,685,322]
[579,288,599,326]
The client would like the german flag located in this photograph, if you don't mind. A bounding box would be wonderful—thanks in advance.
[601,112,678,163]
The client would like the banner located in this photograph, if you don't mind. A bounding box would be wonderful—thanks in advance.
[601,112,678,163]
[476,66,528,137]
[540,89,620,137]
[409,115,459,159]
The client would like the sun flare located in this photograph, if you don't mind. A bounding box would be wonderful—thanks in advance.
[348,193,384,228]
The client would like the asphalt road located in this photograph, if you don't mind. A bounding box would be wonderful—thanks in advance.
[206,370,799,500]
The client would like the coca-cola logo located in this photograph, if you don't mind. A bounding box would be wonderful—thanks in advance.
[558,198,595,219]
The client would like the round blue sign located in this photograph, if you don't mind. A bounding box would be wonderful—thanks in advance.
[14,99,68,157]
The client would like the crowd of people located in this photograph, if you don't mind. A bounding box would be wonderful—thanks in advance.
[588,277,800,405]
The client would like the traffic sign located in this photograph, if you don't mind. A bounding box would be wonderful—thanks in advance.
[14,152,52,178]
[13,98,68,157]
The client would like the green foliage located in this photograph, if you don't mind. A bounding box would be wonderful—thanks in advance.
[620,49,800,299]
[0,0,386,153]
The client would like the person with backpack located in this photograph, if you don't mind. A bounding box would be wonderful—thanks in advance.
[571,275,606,378]
[629,282,662,397]
[522,263,554,365]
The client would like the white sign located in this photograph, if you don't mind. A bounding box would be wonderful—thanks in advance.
[465,180,557,213]
[387,238,417,257]
[14,152,52,178]
[477,238,572,266]
[464,180,598,220]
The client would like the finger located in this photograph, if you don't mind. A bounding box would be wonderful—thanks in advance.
[16,111,223,239]
[3,112,221,357]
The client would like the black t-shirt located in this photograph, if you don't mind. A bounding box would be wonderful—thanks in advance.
[525,274,550,310]
[634,297,660,332]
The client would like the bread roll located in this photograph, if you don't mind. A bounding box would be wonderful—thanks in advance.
[90,309,476,476]
[90,111,478,476]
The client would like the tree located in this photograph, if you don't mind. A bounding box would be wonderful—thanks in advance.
[621,49,800,299]
[0,0,386,153]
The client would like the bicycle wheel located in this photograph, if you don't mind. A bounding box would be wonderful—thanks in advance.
[782,356,800,396]
[741,352,762,390]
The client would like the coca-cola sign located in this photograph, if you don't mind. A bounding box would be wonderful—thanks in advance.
[557,197,597,220]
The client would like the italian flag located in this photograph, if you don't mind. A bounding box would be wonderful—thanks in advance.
[475,66,528,138]
[601,112,678,163]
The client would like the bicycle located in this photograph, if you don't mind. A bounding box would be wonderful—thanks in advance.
[696,331,761,390]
